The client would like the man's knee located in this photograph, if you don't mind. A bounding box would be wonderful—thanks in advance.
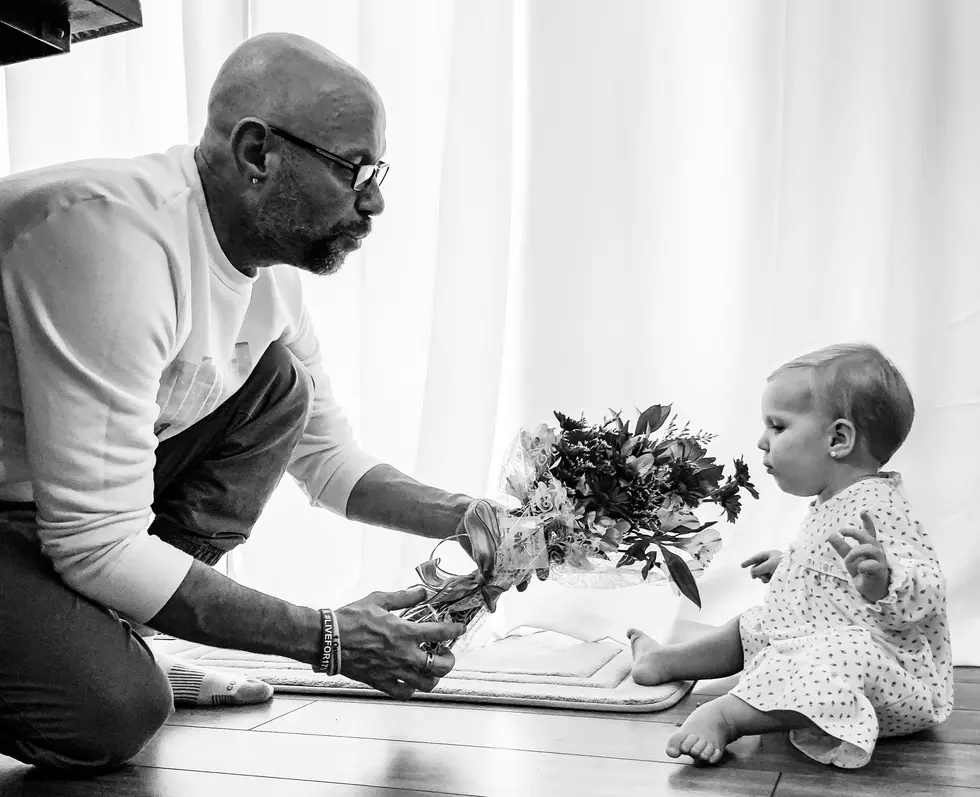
[253,341,314,419]
[86,667,173,768]
[5,666,173,772]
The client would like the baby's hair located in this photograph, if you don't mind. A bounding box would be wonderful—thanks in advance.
[769,342,914,465]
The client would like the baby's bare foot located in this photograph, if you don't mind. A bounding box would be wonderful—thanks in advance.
[666,700,737,765]
[626,628,673,686]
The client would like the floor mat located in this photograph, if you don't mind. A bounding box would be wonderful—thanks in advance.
[151,629,694,712]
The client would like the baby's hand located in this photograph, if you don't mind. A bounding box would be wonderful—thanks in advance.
[740,549,782,583]
[826,510,890,602]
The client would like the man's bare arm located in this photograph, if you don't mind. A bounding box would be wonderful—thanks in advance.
[146,559,467,699]
[148,559,322,665]
[346,463,471,542]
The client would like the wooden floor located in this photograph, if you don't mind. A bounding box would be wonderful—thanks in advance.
[0,667,977,796]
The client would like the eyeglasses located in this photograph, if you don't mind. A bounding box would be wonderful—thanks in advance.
[268,124,389,192]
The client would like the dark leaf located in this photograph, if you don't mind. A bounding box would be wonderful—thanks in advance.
[623,540,649,560]
[640,549,659,579]
[696,464,725,487]
[621,437,640,458]
[666,520,718,539]
[636,404,672,436]
[660,545,702,609]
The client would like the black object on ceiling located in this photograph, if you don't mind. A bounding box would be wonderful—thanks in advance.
[0,0,143,67]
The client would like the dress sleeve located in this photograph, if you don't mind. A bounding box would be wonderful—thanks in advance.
[855,496,945,630]
[1,198,193,622]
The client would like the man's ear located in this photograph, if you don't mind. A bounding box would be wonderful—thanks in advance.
[229,117,274,184]
[828,418,857,459]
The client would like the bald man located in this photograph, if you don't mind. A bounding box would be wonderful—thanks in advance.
[0,33,495,771]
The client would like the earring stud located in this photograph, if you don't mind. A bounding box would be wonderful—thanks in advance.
[252,177,259,185]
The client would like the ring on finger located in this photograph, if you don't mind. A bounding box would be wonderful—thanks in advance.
[421,651,434,675]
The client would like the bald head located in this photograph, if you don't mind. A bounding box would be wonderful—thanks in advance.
[202,33,383,151]
[193,34,386,278]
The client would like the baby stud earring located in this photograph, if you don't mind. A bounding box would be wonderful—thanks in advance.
[830,452,838,458]
[251,177,259,185]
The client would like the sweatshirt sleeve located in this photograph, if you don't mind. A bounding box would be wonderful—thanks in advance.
[280,297,382,515]
[1,198,193,622]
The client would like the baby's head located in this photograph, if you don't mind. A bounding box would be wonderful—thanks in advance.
[757,343,914,500]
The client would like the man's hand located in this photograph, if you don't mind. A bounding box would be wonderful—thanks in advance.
[334,586,466,700]
[826,510,890,603]
[740,549,782,583]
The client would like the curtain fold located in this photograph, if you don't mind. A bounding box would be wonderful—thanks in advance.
[1,0,976,662]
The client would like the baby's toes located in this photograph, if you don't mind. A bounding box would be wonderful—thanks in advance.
[665,730,689,758]
[708,745,725,765]
[679,734,702,755]
[696,741,715,762]
[689,738,708,758]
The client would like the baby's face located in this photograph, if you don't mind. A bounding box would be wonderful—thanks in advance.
[757,371,834,497]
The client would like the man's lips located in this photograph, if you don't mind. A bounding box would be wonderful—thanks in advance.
[344,224,371,240]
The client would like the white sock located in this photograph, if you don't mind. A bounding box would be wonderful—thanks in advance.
[156,651,274,707]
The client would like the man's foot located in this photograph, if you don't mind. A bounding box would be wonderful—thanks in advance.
[157,652,274,707]
[666,698,738,764]
[626,628,673,686]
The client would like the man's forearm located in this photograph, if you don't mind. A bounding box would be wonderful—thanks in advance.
[346,463,471,541]
[148,559,322,667]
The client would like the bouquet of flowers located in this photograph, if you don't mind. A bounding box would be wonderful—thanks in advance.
[499,404,758,608]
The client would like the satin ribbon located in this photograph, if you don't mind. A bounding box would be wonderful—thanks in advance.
[414,500,509,614]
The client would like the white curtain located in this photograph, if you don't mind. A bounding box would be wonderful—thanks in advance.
[2,0,977,664]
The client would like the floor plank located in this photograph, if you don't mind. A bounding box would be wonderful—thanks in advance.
[0,759,462,797]
[166,695,313,731]
[955,667,980,683]
[131,724,779,797]
[956,682,980,710]
[256,697,690,761]
[774,771,980,797]
[2,667,976,796]
[721,731,980,790]
[907,710,980,745]
[226,700,980,792]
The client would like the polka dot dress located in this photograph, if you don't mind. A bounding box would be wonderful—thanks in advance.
[731,473,954,768]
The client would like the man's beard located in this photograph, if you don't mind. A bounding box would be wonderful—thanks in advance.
[252,170,365,276]
[298,232,358,276]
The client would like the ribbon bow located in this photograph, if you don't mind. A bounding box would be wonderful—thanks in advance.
[414,500,508,615]
[400,501,546,647]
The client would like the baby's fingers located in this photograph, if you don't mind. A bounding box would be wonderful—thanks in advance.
[844,543,886,571]
[825,532,852,560]
[857,559,887,575]
[838,519,877,548]
[740,553,767,568]
[859,510,878,540]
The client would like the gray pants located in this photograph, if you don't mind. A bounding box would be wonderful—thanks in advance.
[0,342,313,770]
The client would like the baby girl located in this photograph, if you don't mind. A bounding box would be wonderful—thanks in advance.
[628,342,953,768]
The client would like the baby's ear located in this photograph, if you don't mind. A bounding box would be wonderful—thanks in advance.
[828,418,857,458]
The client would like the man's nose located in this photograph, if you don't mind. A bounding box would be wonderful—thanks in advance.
[355,179,385,216]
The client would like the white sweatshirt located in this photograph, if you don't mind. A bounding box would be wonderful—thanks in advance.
[0,145,380,622]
